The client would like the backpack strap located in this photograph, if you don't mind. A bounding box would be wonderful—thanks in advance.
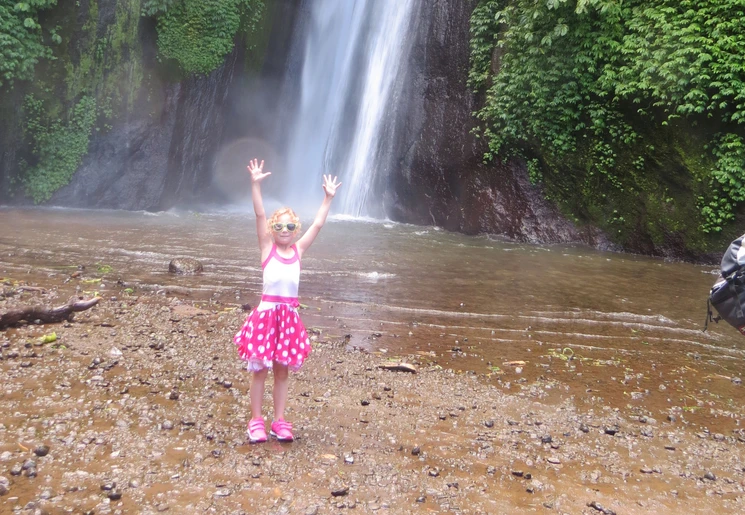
[732,275,745,320]
[704,297,721,332]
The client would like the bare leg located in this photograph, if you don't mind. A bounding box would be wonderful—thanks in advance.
[250,368,269,420]
[272,362,290,420]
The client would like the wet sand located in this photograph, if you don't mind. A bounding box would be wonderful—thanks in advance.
[2,274,745,515]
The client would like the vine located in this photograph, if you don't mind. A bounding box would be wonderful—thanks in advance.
[0,0,60,88]
[469,0,745,244]
[145,0,265,75]
[22,94,97,203]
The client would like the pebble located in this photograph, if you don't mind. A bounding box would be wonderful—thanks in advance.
[331,485,349,496]
[34,445,50,457]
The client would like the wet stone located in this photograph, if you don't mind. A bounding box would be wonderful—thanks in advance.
[704,471,717,481]
[33,445,50,457]
[579,424,590,433]
[484,420,494,428]
[9,464,21,476]
[411,446,421,456]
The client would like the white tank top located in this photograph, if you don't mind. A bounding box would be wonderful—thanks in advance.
[259,244,300,307]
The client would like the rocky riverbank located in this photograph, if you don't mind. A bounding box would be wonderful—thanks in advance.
[2,278,745,515]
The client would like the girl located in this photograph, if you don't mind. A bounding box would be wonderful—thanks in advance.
[234,158,341,443]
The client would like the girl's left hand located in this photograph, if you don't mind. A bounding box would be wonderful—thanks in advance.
[322,174,342,198]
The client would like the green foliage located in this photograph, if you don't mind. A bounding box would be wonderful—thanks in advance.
[141,0,177,17]
[147,0,264,75]
[469,0,745,246]
[701,133,745,231]
[0,0,59,88]
[22,94,97,203]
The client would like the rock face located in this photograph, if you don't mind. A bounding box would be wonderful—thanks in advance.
[49,36,242,211]
[0,1,246,212]
[384,0,611,248]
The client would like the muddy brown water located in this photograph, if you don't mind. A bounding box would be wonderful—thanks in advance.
[1,207,743,433]
[2,207,745,514]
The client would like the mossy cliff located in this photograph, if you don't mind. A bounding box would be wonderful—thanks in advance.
[463,0,745,259]
[0,0,268,209]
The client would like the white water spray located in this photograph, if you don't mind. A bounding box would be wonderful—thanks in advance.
[279,0,418,218]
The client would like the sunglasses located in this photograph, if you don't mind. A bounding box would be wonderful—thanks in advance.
[272,222,298,232]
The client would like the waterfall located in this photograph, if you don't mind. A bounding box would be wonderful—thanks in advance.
[277,0,418,218]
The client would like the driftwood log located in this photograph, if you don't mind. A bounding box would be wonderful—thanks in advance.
[0,297,100,329]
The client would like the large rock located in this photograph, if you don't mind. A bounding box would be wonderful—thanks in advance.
[383,0,611,248]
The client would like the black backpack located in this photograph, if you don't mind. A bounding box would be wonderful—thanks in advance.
[706,234,745,334]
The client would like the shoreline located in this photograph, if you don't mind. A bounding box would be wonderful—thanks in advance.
[1,278,745,514]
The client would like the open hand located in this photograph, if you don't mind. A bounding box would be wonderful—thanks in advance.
[322,174,342,198]
[247,159,270,183]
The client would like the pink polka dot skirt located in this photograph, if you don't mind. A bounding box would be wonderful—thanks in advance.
[234,304,311,372]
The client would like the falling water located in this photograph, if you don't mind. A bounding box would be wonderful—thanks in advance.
[278,0,418,217]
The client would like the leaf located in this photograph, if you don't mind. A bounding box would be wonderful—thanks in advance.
[39,332,57,344]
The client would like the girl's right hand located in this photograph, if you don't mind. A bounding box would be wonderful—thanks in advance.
[248,159,271,183]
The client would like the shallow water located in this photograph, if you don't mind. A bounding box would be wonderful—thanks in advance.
[2,207,744,431]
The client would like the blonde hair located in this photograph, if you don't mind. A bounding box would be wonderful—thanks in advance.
[267,207,301,233]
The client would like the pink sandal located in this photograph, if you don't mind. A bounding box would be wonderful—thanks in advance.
[270,419,294,442]
[248,417,267,443]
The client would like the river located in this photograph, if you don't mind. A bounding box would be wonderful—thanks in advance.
[2,207,744,433]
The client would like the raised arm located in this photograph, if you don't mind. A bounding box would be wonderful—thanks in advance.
[248,159,273,259]
[296,174,342,258]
